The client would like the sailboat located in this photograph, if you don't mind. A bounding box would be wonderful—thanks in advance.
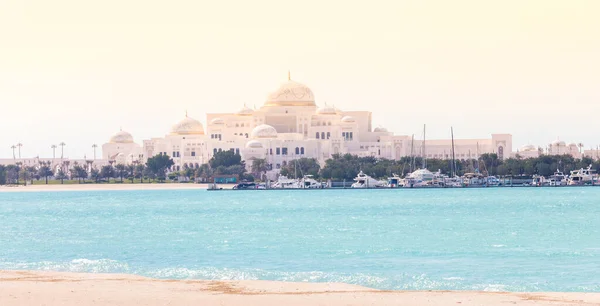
[403,124,436,188]
[445,127,462,187]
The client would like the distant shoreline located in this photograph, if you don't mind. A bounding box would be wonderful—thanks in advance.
[0,183,212,192]
[1,270,599,306]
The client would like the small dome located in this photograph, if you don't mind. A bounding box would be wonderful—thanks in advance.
[251,124,278,139]
[265,77,315,107]
[551,140,566,146]
[171,116,205,135]
[374,127,388,132]
[521,144,536,151]
[245,140,264,149]
[341,116,356,123]
[210,118,225,125]
[316,104,336,115]
[237,105,254,116]
[109,130,134,144]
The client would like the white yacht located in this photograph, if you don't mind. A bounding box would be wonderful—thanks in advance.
[271,175,301,189]
[568,165,596,185]
[351,171,386,188]
[299,175,324,189]
[548,169,568,186]
[403,168,435,188]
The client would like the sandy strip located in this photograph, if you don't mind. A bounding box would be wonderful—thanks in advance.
[0,183,214,192]
[1,271,598,306]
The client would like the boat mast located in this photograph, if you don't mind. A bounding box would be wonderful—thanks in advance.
[410,134,415,173]
[423,124,427,169]
[451,127,456,177]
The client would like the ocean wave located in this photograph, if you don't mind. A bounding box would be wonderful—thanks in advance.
[0,258,129,273]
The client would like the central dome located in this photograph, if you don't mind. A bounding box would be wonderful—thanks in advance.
[171,116,205,135]
[109,130,134,144]
[265,78,315,107]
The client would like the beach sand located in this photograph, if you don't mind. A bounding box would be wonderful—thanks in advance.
[0,183,214,192]
[1,270,598,306]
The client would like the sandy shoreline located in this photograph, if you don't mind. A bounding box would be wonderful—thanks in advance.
[0,183,214,192]
[1,270,599,306]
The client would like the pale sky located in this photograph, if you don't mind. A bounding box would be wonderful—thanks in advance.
[1,0,599,158]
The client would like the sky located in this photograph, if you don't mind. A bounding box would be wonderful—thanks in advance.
[1,0,599,158]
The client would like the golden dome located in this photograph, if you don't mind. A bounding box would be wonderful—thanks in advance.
[264,74,315,107]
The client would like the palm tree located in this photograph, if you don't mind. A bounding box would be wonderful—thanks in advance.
[16,143,23,159]
[92,144,98,160]
[251,158,268,181]
[51,144,57,159]
[59,142,66,159]
[10,145,16,160]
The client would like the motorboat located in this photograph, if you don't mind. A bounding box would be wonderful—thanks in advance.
[486,176,500,186]
[532,175,547,187]
[232,182,257,190]
[351,171,386,188]
[462,173,486,187]
[548,169,568,186]
[444,176,463,188]
[386,173,402,188]
[568,165,596,185]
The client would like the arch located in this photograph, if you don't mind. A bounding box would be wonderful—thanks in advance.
[321,132,325,139]
[295,147,299,155]
[498,146,504,159]
[327,132,331,139]
[300,147,305,155]
[316,132,320,139]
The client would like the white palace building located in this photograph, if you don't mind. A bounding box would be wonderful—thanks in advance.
[99,75,513,173]
[10,75,600,175]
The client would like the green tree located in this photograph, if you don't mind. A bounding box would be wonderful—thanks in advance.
[195,164,212,182]
[209,151,243,168]
[0,165,6,185]
[145,154,174,182]
[250,158,268,180]
[280,158,320,178]
[100,165,115,183]
[38,165,53,184]
[90,168,101,183]
[5,165,20,185]
[55,169,68,184]
[114,164,127,183]
[127,164,135,183]
[134,164,145,183]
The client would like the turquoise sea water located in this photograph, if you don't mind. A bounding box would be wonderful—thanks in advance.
[1,188,599,292]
